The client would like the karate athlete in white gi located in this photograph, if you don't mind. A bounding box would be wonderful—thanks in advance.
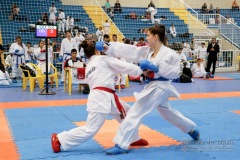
[0,63,12,85]
[96,26,104,42]
[66,16,74,32]
[196,42,207,62]
[26,42,35,63]
[34,40,54,86]
[9,36,27,83]
[192,58,207,78]
[104,25,200,155]
[49,3,57,24]
[35,40,50,73]
[58,9,65,33]
[146,6,157,24]
[59,30,79,82]
[51,40,148,153]
[103,20,110,34]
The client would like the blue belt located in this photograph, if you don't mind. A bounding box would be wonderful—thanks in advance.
[64,53,71,60]
[145,77,169,84]
[150,77,169,81]
[14,54,24,68]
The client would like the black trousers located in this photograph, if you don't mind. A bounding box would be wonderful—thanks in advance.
[206,58,217,75]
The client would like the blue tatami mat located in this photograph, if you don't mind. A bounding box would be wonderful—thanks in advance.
[4,95,240,160]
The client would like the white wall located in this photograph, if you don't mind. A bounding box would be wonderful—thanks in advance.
[182,0,236,9]
[61,0,236,9]
[61,0,170,8]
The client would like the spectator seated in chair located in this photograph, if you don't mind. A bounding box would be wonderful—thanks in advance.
[64,49,89,94]
[42,13,49,24]
[104,0,111,13]
[232,0,239,10]
[226,14,236,24]
[201,3,208,13]
[170,23,177,38]
[10,3,20,20]
[208,3,214,13]
[114,0,122,13]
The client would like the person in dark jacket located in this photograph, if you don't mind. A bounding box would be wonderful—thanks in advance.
[114,0,122,13]
[206,38,220,78]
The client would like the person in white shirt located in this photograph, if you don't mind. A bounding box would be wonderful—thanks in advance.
[177,47,187,62]
[35,39,54,86]
[102,20,110,34]
[26,42,35,63]
[51,40,148,153]
[46,39,54,64]
[5,54,13,67]
[170,23,177,38]
[49,3,57,24]
[176,45,190,70]
[34,40,51,74]
[64,49,87,85]
[75,32,85,44]
[5,54,13,72]
[196,42,207,62]
[183,41,192,58]
[75,32,85,55]
[226,14,235,24]
[58,9,65,33]
[146,6,157,24]
[112,34,118,42]
[59,30,79,82]
[0,63,12,85]
[66,16,74,32]
[192,58,207,78]
[96,26,104,42]
[115,58,128,89]
[184,41,191,49]
[9,36,27,83]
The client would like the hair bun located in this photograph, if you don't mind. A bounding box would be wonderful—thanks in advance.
[159,25,165,32]
[80,40,88,49]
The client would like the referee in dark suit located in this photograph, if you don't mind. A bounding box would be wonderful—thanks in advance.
[206,38,220,78]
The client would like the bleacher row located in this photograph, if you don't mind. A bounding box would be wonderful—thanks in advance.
[1,0,239,49]
[190,9,240,23]
[188,8,240,47]
[0,0,96,48]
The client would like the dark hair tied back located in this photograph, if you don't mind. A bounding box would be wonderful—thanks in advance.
[80,40,88,49]
[159,24,166,32]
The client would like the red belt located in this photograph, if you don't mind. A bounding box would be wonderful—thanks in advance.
[38,59,46,62]
[94,87,126,119]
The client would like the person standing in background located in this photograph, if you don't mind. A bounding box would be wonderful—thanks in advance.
[66,16,74,32]
[58,9,65,33]
[59,30,79,83]
[9,36,27,83]
[206,38,220,78]
[196,42,207,63]
[146,4,157,24]
[49,3,57,24]
[103,20,110,35]
[26,42,35,63]
[96,27,105,42]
